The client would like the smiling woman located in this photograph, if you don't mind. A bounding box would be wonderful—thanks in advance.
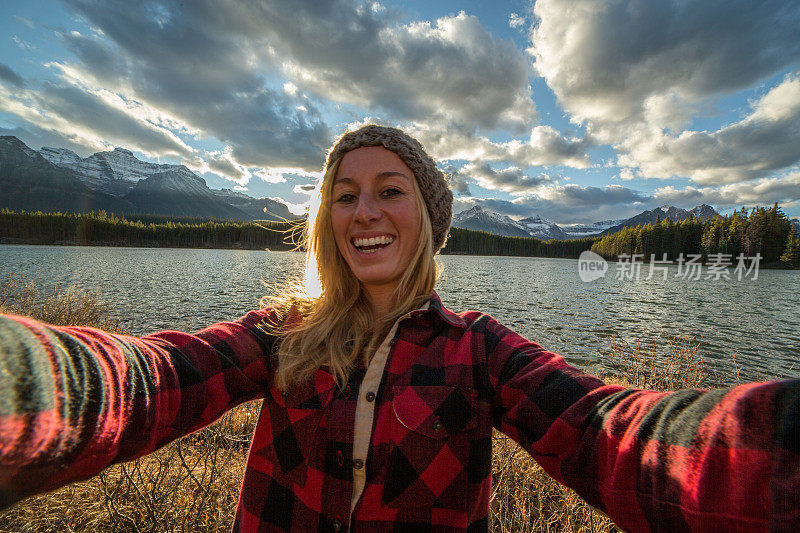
[1,125,800,533]
[331,147,423,311]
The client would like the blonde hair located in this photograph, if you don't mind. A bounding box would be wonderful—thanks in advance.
[265,156,442,391]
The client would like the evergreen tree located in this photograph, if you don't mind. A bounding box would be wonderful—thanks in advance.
[780,231,800,268]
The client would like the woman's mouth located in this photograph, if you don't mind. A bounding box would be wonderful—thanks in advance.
[352,235,395,254]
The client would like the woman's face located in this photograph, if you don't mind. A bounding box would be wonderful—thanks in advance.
[330,146,422,300]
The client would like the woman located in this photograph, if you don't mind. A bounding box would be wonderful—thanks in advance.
[0,125,798,532]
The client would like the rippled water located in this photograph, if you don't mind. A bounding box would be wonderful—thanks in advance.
[2,245,798,382]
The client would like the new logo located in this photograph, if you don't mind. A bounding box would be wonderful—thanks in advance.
[578,251,608,282]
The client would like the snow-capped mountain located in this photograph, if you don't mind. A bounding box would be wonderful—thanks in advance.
[452,203,725,241]
[2,136,300,221]
[689,204,719,220]
[517,215,569,240]
[0,136,134,214]
[452,206,531,238]
[39,146,113,191]
[39,145,200,196]
[560,220,623,239]
[600,204,720,235]
[40,145,178,183]
[453,206,582,240]
[791,218,800,235]
[454,206,627,240]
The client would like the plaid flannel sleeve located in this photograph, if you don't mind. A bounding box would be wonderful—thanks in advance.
[484,316,800,532]
[0,309,276,510]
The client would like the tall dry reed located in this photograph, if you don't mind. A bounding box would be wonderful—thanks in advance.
[604,332,740,389]
[0,274,126,332]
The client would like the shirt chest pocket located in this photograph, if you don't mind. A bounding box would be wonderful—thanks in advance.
[383,385,478,510]
[261,371,335,486]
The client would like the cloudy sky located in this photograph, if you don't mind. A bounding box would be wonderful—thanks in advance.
[2,0,799,223]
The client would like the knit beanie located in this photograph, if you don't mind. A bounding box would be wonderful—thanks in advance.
[325,124,453,252]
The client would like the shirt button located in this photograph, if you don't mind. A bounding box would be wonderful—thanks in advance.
[432,418,443,432]
[332,518,343,531]
[353,458,364,470]
[365,391,376,402]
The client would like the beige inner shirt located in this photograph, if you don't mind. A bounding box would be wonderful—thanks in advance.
[348,301,430,518]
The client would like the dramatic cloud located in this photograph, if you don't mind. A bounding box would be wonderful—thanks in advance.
[52,3,332,170]
[259,6,536,129]
[533,183,648,209]
[0,78,195,157]
[293,184,315,194]
[460,161,552,195]
[653,171,800,208]
[530,0,800,132]
[270,197,309,216]
[619,75,800,184]
[5,0,798,220]
[186,149,252,185]
[56,0,536,175]
[441,163,471,196]
[508,13,526,29]
[529,0,800,186]
[0,64,25,88]
[408,120,591,169]
[253,167,320,185]
[0,123,97,156]
[407,118,590,196]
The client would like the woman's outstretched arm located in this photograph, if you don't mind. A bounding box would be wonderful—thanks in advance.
[0,309,277,510]
[482,316,799,532]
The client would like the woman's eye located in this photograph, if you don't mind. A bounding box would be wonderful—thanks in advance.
[335,193,356,203]
[381,188,403,198]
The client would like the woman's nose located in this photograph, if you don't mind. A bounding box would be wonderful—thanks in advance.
[354,194,381,223]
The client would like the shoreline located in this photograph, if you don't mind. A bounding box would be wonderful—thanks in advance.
[1,240,793,268]
[0,238,287,252]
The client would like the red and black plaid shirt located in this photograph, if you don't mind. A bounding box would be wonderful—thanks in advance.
[1,292,799,531]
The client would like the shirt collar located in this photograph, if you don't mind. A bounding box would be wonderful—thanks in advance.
[419,291,468,329]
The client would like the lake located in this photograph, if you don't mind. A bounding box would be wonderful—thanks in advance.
[1,244,797,383]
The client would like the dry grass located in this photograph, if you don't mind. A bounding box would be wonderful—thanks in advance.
[489,432,618,533]
[604,332,740,389]
[0,274,126,332]
[0,277,731,532]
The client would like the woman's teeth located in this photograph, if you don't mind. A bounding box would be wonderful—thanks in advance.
[353,235,395,253]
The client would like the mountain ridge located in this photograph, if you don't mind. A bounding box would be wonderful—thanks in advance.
[453,204,722,241]
[599,204,720,235]
[0,136,299,221]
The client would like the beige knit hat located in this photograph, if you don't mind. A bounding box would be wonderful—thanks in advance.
[325,124,453,252]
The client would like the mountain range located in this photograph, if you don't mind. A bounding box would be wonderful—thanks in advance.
[598,204,720,235]
[2,136,797,238]
[453,204,724,241]
[0,136,299,222]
